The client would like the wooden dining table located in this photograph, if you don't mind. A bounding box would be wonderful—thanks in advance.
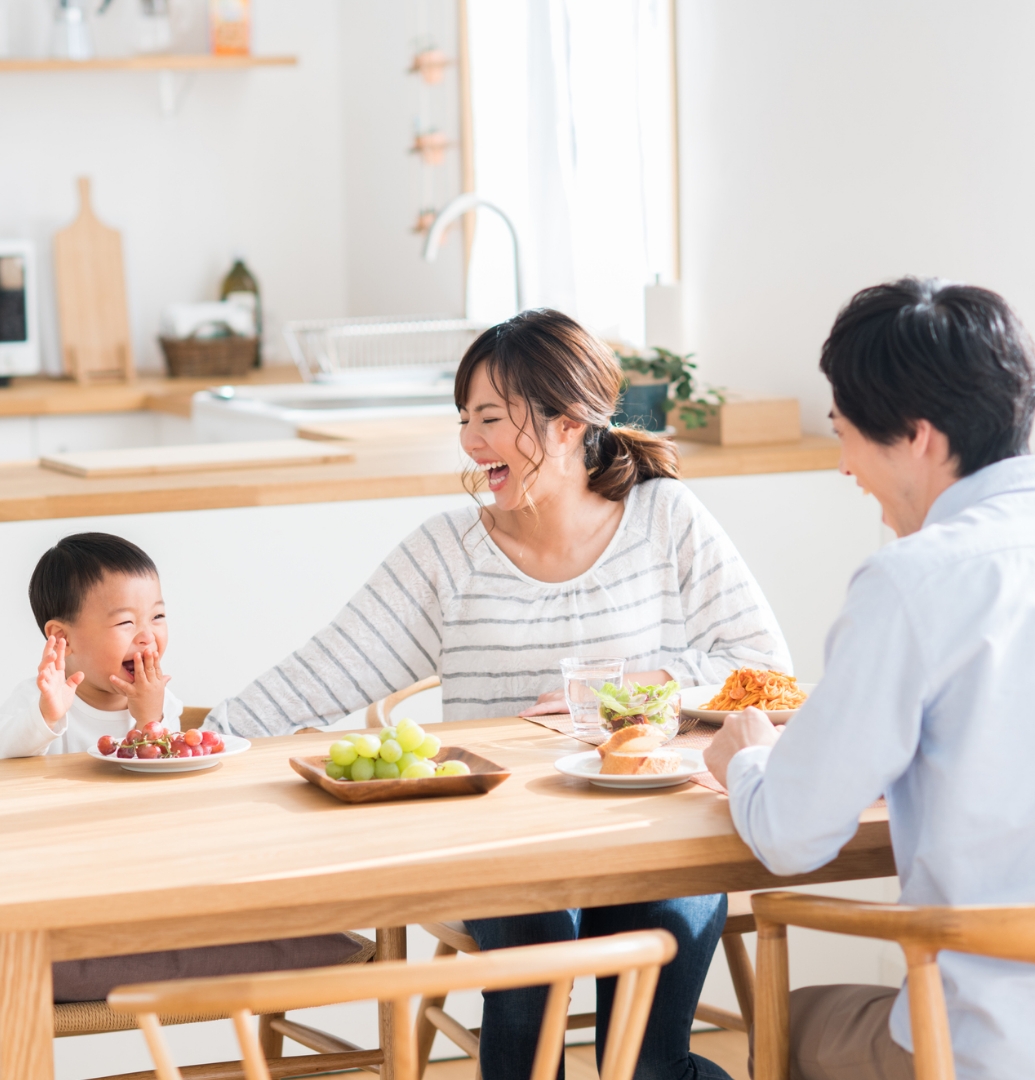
[0,717,894,1080]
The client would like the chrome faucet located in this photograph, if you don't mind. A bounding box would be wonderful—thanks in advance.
[422,193,525,314]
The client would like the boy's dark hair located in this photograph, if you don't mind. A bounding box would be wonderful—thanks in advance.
[819,277,1035,477]
[28,533,158,634]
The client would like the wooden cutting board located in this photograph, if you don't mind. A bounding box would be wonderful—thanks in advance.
[53,177,134,385]
[40,439,355,478]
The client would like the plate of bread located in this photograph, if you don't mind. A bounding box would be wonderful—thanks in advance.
[554,726,704,790]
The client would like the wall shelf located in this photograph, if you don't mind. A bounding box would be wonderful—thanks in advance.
[0,55,297,73]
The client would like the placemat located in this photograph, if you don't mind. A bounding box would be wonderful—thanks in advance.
[523,713,728,794]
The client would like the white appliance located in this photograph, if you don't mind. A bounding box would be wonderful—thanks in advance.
[0,240,40,380]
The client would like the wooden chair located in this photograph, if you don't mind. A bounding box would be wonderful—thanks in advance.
[365,675,441,728]
[415,893,756,1078]
[751,890,1035,1080]
[54,706,379,1080]
[108,929,677,1080]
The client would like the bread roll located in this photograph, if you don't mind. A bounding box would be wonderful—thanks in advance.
[597,725,667,758]
[599,749,682,776]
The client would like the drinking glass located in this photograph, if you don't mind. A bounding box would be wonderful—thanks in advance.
[560,657,625,738]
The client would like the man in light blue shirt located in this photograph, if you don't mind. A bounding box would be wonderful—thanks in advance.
[705,278,1035,1080]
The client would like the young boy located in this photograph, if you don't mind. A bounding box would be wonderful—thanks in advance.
[0,532,182,758]
[0,532,364,1003]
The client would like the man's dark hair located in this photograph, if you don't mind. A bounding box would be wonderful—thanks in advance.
[819,277,1035,477]
[28,533,158,635]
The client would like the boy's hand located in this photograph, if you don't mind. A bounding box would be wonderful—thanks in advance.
[110,650,171,727]
[37,635,85,728]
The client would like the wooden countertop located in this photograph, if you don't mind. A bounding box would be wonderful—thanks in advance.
[0,413,840,522]
[0,367,302,419]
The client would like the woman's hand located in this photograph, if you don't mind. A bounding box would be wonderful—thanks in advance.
[37,635,84,727]
[110,649,171,727]
[519,688,568,717]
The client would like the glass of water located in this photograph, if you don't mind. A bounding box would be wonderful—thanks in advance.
[560,657,626,739]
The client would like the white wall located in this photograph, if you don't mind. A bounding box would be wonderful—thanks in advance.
[339,0,466,318]
[677,0,1035,433]
[0,0,349,373]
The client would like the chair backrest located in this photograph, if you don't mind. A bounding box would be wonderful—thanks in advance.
[365,675,442,728]
[108,929,676,1080]
[751,892,1035,1080]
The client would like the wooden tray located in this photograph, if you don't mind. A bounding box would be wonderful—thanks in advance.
[290,748,510,804]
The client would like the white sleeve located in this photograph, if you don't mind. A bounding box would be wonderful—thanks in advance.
[206,528,443,738]
[726,560,923,876]
[163,688,184,732]
[0,678,68,759]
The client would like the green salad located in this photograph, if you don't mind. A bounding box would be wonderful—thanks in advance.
[594,680,682,732]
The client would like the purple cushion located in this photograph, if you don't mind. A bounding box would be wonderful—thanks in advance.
[53,933,365,1004]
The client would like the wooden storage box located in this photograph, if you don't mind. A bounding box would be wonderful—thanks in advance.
[675,397,801,446]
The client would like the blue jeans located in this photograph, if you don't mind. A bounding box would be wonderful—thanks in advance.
[466,896,733,1080]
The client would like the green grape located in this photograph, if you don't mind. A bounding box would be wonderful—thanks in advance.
[341,732,363,744]
[374,758,401,779]
[329,740,358,767]
[379,727,398,743]
[379,738,403,763]
[351,756,375,781]
[325,760,347,780]
[397,751,419,773]
[396,724,425,753]
[435,760,471,777]
[401,761,436,779]
[416,733,441,760]
[396,717,417,731]
[355,734,382,758]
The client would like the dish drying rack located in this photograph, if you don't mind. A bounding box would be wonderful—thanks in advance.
[282,315,484,382]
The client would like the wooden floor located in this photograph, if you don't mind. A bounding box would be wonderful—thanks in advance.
[424,1032,750,1080]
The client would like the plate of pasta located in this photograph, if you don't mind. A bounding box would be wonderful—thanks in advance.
[680,669,815,724]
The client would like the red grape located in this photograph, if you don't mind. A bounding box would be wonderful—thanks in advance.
[200,730,220,747]
[211,739,225,754]
[183,728,203,747]
[172,744,193,758]
[116,746,136,759]
[97,735,117,756]
[190,745,205,756]
[136,744,161,760]
[200,745,212,755]
[141,721,166,740]
[125,729,143,744]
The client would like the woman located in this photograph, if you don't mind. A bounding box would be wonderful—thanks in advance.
[208,310,790,1080]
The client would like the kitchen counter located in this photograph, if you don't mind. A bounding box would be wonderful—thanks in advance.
[0,414,840,522]
[0,367,302,419]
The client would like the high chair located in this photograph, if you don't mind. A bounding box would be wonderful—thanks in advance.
[53,707,378,1080]
[751,891,1035,1080]
[108,929,677,1080]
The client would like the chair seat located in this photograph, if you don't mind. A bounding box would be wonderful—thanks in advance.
[55,931,376,1038]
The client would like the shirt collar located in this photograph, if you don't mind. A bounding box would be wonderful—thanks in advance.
[924,454,1035,528]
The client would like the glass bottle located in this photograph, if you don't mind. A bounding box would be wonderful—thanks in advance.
[220,258,261,366]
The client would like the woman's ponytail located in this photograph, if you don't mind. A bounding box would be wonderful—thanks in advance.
[585,425,680,501]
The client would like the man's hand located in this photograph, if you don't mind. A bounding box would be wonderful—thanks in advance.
[703,706,780,788]
[37,635,85,727]
[109,650,171,727]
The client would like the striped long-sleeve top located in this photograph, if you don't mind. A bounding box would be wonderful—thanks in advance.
[207,478,791,736]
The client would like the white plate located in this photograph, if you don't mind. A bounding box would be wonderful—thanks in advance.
[680,684,816,725]
[554,748,705,790]
[87,734,251,774]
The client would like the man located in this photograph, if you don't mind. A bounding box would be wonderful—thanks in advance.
[704,277,1035,1080]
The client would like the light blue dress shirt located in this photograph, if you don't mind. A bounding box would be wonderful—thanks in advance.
[727,455,1035,1080]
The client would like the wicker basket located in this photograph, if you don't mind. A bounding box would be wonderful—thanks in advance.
[159,335,258,378]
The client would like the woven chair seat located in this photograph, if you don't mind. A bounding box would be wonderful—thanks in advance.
[54,931,376,1038]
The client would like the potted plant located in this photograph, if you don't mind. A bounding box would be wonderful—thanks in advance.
[613,347,724,432]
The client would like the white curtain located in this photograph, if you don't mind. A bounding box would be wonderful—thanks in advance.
[466,0,677,345]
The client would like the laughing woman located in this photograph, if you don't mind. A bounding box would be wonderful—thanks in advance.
[208,309,790,1080]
